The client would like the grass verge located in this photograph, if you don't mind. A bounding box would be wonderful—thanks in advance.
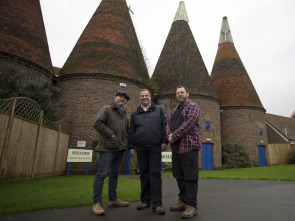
[0,175,140,215]
[163,164,295,181]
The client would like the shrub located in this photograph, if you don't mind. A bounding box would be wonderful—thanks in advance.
[290,148,295,164]
[222,141,252,169]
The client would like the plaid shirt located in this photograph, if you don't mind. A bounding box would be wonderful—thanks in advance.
[167,100,201,154]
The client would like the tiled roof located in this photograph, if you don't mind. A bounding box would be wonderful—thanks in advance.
[60,0,149,85]
[151,2,217,98]
[210,17,264,109]
[0,0,53,73]
[266,113,295,141]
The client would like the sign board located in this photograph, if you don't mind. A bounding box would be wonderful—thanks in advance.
[162,151,172,162]
[67,149,93,162]
[77,141,86,148]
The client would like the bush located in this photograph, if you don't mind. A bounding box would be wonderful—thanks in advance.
[290,148,295,164]
[222,141,252,169]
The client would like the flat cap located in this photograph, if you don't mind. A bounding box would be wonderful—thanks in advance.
[116,91,130,100]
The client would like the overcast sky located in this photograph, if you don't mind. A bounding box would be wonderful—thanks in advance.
[40,0,295,118]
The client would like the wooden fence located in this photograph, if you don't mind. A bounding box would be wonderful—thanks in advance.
[267,144,291,165]
[0,97,69,181]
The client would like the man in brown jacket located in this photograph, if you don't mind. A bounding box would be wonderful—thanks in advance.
[92,91,130,215]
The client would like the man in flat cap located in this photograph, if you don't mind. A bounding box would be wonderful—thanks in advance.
[92,91,130,215]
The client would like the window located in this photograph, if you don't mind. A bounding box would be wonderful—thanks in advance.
[259,128,263,136]
[205,122,210,131]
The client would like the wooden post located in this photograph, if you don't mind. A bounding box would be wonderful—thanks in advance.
[53,121,62,173]
[0,98,16,181]
[31,110,44,179]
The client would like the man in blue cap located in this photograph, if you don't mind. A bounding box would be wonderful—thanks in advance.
[92,90,130,215]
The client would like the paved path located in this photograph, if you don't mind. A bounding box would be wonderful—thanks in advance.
[1,176,295,221]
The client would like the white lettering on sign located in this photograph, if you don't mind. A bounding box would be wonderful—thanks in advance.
[161,152,172,162]
[67,149,93,162]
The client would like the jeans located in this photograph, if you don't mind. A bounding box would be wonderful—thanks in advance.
[172,146,199,208]
[136,145,162,208]
[93,150,124,204]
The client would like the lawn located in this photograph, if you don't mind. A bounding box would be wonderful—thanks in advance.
[163,164,295,181]
[0,164,294,215]
[0,176,140,215]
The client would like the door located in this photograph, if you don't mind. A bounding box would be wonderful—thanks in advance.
[258,145,266,166]
[201,143,213,170]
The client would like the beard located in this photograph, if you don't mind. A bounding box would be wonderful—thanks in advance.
[178,96,188,104]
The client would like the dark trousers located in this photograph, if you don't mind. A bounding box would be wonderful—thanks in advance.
[93,150,124,204]
[172,146,199,208]
[136,145,162,208]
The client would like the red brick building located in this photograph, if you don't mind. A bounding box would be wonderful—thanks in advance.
[210,17,268,165]
[1,0,285,171]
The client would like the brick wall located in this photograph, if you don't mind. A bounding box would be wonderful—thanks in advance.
[58,75,147,172]
[220,107,268,164]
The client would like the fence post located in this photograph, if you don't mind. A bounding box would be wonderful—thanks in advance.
[66,145,72,177]
[53,121,62,174]
[31,110,44,179]
[0,98,16,181]
[85,146,90,176]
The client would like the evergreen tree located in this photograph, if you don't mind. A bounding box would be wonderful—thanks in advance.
[0,66,61,120]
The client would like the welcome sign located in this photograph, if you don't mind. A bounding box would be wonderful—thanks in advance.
[162,151,172,162]
[67,149,93,162]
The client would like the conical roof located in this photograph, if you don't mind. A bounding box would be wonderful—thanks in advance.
[210,17,264,109]
[0,0,53,74]
[151,2,217,98]
[60,0,149,85]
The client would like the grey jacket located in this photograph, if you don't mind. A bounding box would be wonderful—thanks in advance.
[93,102,129,152]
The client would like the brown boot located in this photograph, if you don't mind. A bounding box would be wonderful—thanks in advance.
[107,199,130,207]
[137,203,151,210]
[170,200,187,211]
[181,205,197,219]
[92,203,105,215]
[153,206,166,215]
